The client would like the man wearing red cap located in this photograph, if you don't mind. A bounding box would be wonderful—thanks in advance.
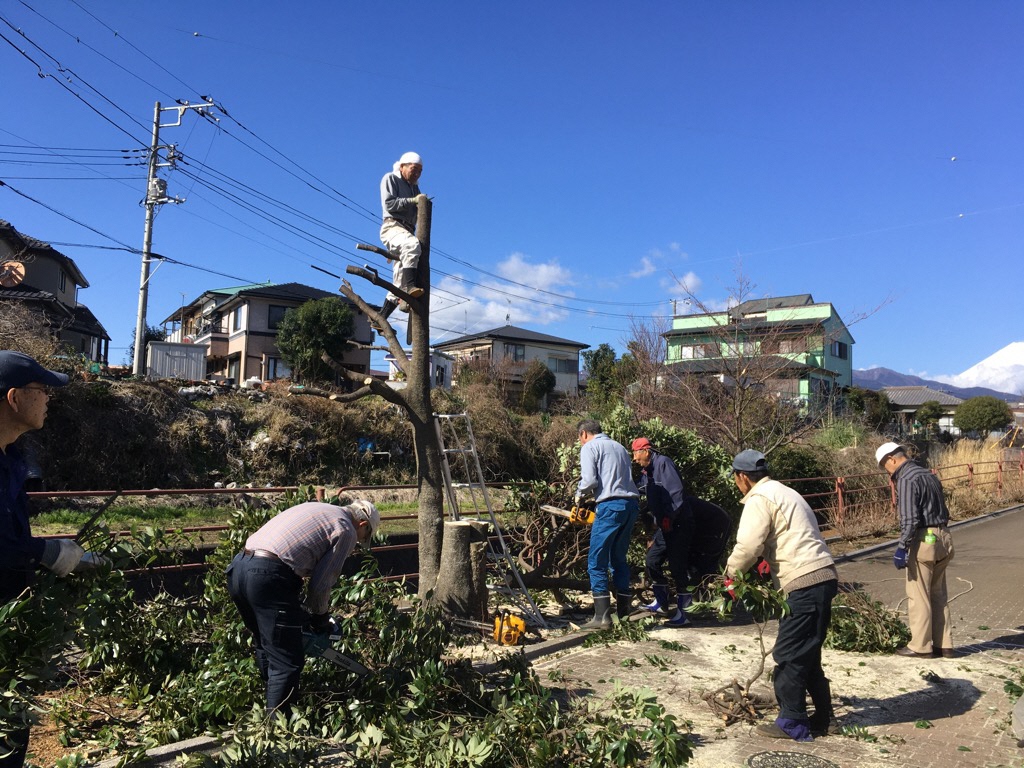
[631,437,694,627]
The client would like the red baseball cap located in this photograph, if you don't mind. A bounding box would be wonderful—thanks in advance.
[631,437,652,452]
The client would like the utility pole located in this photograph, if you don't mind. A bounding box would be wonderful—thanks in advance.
[132,99,217,375]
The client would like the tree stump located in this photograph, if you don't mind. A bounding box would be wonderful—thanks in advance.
[434,520,489,621]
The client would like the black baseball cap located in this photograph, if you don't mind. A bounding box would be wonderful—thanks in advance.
[0,351,70,392]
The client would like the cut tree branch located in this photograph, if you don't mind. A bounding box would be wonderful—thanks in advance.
[345,340,394,353]
[337,278,408,376]
[356,242,398,261]
[345,264,419,307]
[319,352,405,407]
[330,385,374,402]
[287,385,332,398]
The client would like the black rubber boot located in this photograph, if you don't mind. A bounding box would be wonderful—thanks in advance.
[401,267,424,298]
[581,594,612,630]
[373,299,398,333]
[615,590,633,620]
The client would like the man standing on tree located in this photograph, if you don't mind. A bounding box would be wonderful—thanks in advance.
[378,151,427,324]
[726,449,838,742]
[876,441,955,659]
[226,497,379,715]
[631,437,694,627]
[0,351,106,767]
[576,420,640,629]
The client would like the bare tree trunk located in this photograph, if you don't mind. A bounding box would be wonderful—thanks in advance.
[435,520,488,620]
[329,197,446,603]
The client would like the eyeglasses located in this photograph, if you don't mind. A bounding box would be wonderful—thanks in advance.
[20,384,51,397]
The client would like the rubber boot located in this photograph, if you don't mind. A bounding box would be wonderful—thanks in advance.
[401,267,424,298]
[642,584,671,614]
[665,593,692,627]
[580,593,612,630]
[373,298,398,331]
[615,590,633,620]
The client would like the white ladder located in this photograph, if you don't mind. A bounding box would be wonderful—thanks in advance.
[434,412,547,628]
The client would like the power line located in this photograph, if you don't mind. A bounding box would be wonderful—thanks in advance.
[0,16,148,146]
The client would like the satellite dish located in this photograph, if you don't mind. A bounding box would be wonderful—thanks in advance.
[0,261,26,288]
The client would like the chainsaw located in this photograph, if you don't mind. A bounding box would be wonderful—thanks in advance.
[302,625,371,677]
[452,611,527,646]
[538,502,595,526]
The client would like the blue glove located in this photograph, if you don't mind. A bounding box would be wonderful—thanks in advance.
[303,631,332,656]
[893,547,908,570]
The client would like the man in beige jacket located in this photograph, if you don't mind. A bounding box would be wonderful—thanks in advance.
[726,449,838,742]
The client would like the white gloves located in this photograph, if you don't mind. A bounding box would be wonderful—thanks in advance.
[46,539,85,577]
[74,551,110,571]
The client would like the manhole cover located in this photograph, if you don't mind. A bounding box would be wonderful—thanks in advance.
[746,752,839,768]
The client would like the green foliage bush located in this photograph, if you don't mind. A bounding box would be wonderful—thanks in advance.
[6,489,695,767]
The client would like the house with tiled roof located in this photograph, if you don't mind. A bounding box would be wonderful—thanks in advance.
[0,220,110,363]
[432,325,588,397]
[162,282,371,382]
[882,385,964,435]
[663,293,854,410]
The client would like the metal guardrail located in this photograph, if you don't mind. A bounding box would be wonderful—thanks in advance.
[32,482,523,580]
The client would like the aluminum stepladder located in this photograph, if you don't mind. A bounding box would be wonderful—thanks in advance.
[433,412,548,628]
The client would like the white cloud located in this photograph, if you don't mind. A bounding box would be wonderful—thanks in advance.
[629,257,656,279]
[429,253,574,342]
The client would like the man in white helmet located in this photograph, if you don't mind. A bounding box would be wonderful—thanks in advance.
[226,496,380,714]
[377,151,427,326]
[875,441,955,659]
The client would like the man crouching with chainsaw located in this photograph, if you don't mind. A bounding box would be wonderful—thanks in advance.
[226,497,379,714]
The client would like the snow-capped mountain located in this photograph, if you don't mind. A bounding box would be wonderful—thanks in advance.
[933,342,1024,397]
[854,342,1024,402]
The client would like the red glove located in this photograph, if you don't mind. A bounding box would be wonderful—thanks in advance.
[660,517,672,533]
[756,560,771,576]
[723,578,736,600]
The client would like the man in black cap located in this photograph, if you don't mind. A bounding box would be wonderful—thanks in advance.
[726,448,838,742]
[0,351,101,766]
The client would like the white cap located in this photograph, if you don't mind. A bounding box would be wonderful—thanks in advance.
[398,151,422,166]
[875,441,902,467]
[348,498,380,538]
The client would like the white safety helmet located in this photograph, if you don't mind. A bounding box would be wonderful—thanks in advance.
[348,498,380,538]
[875,441,902,467]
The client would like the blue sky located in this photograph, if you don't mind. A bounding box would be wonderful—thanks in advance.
[2,2,1021,380]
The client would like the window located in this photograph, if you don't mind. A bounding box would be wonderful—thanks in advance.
[267,357,291,380]
[231,306,244,332]
[548,357,577,374]
[830,340,849,360]
[780,337,808,354]
[268,305,289,330]
[504,343,525,362]
[59,271,67,292]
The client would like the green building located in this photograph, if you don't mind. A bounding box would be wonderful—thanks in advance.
[663,294,854,410]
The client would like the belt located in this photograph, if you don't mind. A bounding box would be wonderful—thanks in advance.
[382,218,414,232]
[243,548,283,563]
[601,496,638,503]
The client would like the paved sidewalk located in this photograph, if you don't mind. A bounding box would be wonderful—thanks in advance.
[532,504,1024,768]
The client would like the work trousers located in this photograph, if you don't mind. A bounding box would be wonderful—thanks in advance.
[688,530,730,596]
[380,221,421,301]
[773,579,838,721]
[905,527,954,654]
[645,517,694,593]
[226,552,306,713]
[588,498,639,595]
[0,729,28,768]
